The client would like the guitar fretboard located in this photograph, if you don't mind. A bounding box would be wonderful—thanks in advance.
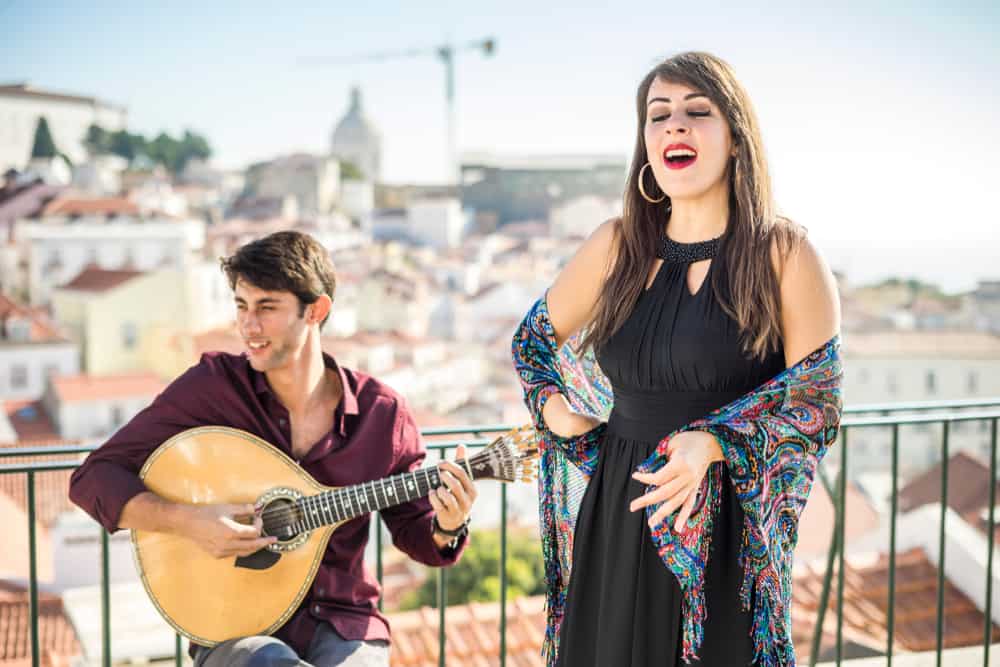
[289,466,447,533]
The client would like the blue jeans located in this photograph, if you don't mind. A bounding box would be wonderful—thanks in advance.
[192,623,389,667]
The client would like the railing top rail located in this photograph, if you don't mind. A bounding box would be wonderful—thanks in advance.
[2,398,998,462]
[842,409,1000,428]
[844,397,1000,413]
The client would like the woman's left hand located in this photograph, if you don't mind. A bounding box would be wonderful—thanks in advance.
[629,431,724,532]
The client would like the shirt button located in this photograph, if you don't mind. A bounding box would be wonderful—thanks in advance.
[314,605,322,614]
[317,587,325,596]
[279,418,287,427]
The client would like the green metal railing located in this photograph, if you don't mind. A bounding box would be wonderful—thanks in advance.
[3,400,1000,667]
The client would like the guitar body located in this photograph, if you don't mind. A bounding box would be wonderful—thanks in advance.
[130,423,537,647]
[132,426,337,646]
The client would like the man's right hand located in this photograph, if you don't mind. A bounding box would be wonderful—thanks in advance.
[542,394,603,438]
[182,504,278,559]
[118,493,277,559]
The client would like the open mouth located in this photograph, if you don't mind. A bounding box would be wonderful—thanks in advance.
[247,341,270,355]
[663,144,697,170]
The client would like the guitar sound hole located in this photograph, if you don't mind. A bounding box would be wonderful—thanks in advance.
[260,498,301,541]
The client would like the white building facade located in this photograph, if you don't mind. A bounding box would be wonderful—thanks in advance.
[0,83,127,171]
[16,209,205,305]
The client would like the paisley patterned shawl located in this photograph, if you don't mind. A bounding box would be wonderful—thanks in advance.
[511,295,843,667]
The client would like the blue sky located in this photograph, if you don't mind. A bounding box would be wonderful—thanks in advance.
[4,1,999,288]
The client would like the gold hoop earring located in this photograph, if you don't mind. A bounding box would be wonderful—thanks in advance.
[638,163,666,204]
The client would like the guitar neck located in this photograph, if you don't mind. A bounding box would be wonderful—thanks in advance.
[291,464,458,533]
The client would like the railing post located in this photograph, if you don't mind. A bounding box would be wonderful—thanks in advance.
[376,514,384,613]
[175,633,183,667]
[102,528,111,667]
[809,469,840,667]
[986,417,998,667]
[836,429,848,667]
[28,471,39,667]
[937,421,950,667]
[500,482,508,667]
[888,423,899,666]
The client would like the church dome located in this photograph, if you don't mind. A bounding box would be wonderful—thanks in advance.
[331,87,382,181]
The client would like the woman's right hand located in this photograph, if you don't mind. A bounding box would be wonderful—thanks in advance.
[542,393,603,438]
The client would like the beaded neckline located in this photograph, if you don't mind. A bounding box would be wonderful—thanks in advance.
[656,234,721,264]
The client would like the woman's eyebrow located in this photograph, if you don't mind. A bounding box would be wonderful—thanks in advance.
[647,92,708,106]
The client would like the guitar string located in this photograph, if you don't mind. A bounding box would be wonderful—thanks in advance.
[258,465,447,523]
[256,450,525,525]
[257,464,450,524]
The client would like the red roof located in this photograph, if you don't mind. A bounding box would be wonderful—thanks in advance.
[792,548,1000,662]
[42,197,138,217]
[50,373,165,404]
[58,266,144,293]
[387,596,545,666]
[0,293,65,344]
[899,451,1000,517]
[0,441,80,528]
[2,401,59,443]
[0,582,80,666]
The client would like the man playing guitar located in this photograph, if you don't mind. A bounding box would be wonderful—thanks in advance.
[69,230,477,666]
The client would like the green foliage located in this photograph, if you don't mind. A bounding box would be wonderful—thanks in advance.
[85,124,212,174]
[84,124,112,156]
[339,160,364,180]
[398,528,544,610]
[30,117,57,159]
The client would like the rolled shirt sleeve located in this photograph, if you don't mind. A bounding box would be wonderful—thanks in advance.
[68,358,222,533]
[379,397,467,566]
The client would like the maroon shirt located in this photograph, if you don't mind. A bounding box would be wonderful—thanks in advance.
[68,351,465,655]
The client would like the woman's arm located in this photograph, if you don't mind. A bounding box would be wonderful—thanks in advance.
[775,235,841,367]
[538,219,619,435]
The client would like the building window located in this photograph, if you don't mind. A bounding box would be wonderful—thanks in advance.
[111,404,124,427]
[858,368,870,385]
[10,364,28,390]
[969,371,979,394]
[887,372,898,396]
[926,371,936,395]
[122,322,138,349]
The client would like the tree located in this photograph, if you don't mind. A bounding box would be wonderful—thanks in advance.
[30,117,57,159]
[398,528,545,610]
[109,129,145,162]
[83,124,112,156]
[179,130,212,167]
[340,160,363,180]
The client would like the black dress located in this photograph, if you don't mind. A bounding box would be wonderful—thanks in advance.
[555,258,785,667]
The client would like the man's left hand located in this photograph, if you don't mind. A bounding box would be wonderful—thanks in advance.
[429,444,477,536]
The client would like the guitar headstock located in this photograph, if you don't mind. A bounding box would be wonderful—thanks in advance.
[463,424,539,483]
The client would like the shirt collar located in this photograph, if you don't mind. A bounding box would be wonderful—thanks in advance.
[250,352,359,437]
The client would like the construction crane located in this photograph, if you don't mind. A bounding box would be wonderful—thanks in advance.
[301,38,496,183]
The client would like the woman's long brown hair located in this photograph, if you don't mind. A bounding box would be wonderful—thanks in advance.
[581,52,802,360]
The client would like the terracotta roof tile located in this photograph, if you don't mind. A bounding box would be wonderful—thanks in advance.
[899,451,1000,518]
[387,596,546,666]
[0,294,65,344]
[3,402,59,443]
[792,548,1000,662]
[58,266,144,293]
[0,582,81,664]
[0,440,80,528]
[50,373,164,404]
[42,197,138,217]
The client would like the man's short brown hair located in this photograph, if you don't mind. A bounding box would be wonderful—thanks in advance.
[220,231,336,327]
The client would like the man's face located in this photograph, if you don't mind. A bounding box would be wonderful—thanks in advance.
[234,278,309,373]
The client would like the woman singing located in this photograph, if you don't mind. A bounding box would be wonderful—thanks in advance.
[512,51,842,666]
